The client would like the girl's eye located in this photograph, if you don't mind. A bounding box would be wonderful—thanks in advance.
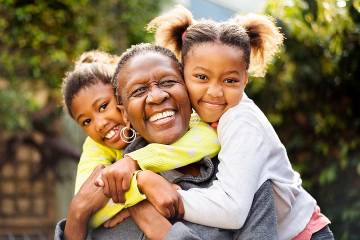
[159,79,177,88]
[82,119,91,126]
[131,86,148,97]
[99,103,108,112]
[224,78,240,84]
[195,74,208,81]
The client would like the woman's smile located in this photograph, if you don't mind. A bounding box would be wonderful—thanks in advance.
[148,110,176,126]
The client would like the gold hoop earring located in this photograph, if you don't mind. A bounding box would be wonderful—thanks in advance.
[120,126,136,143]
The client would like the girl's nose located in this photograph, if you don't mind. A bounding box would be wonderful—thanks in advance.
[206,83,224,98]
[95,116,108,133]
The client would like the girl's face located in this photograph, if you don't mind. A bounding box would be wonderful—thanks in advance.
[118,52,191,144]
[71,82,127,149]
[184,42,248,123]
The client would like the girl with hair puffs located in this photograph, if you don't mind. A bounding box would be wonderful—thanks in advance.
[147,6,333,240]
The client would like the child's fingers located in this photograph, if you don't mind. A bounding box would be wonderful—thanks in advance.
[177,197,184,219]
[117,189,125,204]
[169,204,176,219]
[109,177,119,203]
[103,209,130,228]
[103,177,111,198]
[172,184,181,190]
[116,177,125,203]
[121,173,131,191]
[94,176,104,187]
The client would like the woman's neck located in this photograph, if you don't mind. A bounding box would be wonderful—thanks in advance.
[177,163,201,176]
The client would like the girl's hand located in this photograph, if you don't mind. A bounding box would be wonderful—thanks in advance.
[129,200,172,240]
[65,165,108,240]
[95,156,139,203]
[137,170,184,219]
[103,209,130,228]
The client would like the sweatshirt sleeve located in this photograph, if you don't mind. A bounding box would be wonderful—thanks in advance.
[75,137,146,229]
[88,173,146,228]
[178,110,267,229]
[74,137,122,194]
[126,113,220,172]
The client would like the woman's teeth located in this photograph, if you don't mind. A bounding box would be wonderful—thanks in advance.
[149,110,175,122]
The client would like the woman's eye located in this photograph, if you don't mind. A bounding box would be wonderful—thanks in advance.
[159,80,177,88]
[99,103,108,112]
[195,74,208,81]
[82,119,91,126]
[131,86,147,97]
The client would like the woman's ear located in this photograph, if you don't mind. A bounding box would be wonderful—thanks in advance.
[117,105,129,126]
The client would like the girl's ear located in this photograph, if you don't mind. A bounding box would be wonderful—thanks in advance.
[116,105,129,126]
[243,71,249,86]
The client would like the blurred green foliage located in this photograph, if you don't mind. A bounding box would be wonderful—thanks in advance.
[0,0,164,133]
[247,0,359,239]
[1,0,359,238]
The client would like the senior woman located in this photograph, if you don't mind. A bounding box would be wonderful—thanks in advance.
[55,44,277,240]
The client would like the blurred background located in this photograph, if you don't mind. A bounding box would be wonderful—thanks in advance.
[0,0,359,239]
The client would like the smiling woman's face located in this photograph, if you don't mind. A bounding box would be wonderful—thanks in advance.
[118,52,191,144]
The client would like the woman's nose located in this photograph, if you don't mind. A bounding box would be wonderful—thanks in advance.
[146,86,169,104]
[206,83,224,98]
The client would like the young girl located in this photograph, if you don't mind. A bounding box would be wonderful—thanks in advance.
[146,6,333,240]
[61,50,221,228]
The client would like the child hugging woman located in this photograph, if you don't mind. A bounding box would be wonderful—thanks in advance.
[147,5,334,240]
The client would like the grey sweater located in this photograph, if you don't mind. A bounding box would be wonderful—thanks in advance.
[54,138,277,240]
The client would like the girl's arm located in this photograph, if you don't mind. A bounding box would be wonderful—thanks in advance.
[88,173,146,228]
[65,166,107,240]
[127,113,220,172]
[178,112,269,229]
[76,137,146,228]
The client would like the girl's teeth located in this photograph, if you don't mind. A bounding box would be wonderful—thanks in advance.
[105,129,116,139]
[149,111,175,122]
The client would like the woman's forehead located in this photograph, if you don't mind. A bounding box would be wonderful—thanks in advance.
[119,53,181,86]
[128,52,176,69]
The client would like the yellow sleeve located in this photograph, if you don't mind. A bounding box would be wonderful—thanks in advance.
[126,113,220,172]
[76,137,145,229]
[89,173,146,228]
[74,137,123,194]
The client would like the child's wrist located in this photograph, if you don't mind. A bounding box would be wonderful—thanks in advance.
[124,155,140,172]
[136,170,152,194]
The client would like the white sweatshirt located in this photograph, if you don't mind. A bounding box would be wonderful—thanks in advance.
[179,93,316,240]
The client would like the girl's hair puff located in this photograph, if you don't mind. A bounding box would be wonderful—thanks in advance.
[62,50,119,118]
[148,6,283,77]
[147,5,193,60]
[231,14,284,77]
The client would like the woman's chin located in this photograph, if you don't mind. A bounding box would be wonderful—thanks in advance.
[146,126,187,144]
